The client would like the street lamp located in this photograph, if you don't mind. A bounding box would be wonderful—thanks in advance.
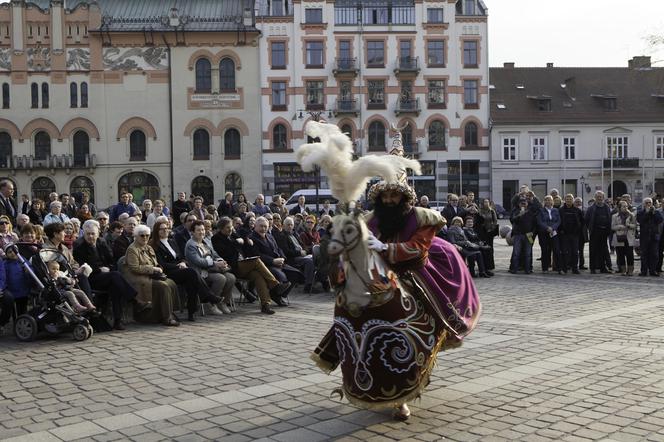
[297,108,334,213]
[580,175,585,207]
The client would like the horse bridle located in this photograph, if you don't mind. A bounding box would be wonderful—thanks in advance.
[329,219,374,290]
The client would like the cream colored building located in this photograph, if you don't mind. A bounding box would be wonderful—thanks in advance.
[0,0,261,209]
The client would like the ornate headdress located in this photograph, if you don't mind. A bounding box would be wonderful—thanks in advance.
[295,121,421,207]
[367,124,417,204]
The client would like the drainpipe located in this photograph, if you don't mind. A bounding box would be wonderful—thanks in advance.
[162,34,175,206]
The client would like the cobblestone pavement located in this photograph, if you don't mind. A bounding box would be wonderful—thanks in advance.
[2,240,664,442]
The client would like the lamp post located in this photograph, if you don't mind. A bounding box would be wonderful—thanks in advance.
[297,108,334,213]
[580,175,585,207]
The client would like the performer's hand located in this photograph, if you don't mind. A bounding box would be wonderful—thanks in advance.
[367,234,388,252]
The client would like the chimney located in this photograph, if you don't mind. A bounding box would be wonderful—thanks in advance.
[628,56,651,69]
[546,62,554,68]
[503,62,515,68]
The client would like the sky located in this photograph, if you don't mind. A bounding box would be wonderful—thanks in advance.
[488,0,664,67]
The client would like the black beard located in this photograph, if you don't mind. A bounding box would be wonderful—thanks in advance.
[374,198,409,240]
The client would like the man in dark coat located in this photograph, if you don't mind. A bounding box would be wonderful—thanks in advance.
[0,179,17,225]
[172,191,192,227]
[558,194,584,273]
[636,198,663,276]
[584,191,613,273]
[509,197,538,274]
[441,193,466,225]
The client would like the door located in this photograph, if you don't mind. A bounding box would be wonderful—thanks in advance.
[608,180,627,200]
[502,180,519,211]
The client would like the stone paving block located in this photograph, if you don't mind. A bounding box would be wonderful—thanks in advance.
[49,422,105,440]
[135,405,186,422]
[206,390,254,405]
[95,413,148,431]
[271,428,329,442]
[3,431,61,442]
[173,397,219,413]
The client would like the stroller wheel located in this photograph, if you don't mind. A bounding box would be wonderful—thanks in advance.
[14,315,39,342]
[86,324,94,339]
[72,324,89,341]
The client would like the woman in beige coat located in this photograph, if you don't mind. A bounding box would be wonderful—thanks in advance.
[611,200,637,276]
[122,224,181,326]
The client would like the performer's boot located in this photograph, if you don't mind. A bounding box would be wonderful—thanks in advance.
[393,404,411,421]
[626,265,634,276]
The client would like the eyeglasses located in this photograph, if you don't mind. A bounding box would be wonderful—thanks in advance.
[0,221,8,225]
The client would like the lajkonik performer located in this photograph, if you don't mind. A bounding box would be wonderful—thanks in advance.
[297,121,481,420]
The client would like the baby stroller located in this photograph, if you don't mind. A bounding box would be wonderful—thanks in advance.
[11,244,94,342]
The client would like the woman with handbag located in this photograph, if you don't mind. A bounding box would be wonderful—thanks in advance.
[185,220,236,315]
[611,200,637,276]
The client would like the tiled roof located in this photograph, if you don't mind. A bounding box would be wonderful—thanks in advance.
[490,66,664,125]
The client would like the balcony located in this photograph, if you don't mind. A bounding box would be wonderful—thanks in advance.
[395,98,421,116]
[334,99,359,116]
[394,56,420,77]
[333,58,358,76]
[603,158,639,169]
[11,154,97,172]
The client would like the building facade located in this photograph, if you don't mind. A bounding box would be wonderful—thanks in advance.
[255,0,490,202]
[490,58,664,211]
[0,0,261,209]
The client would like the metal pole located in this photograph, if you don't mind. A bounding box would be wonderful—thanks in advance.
[610,141,614,201]
[601,138,605,194]
[651,134,655,200]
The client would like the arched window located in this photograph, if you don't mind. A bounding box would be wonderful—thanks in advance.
[73,130,89,167]
[129,130,146,161]
[272,124,288,150]
[0,132,11,168]
[41,82,49,108]
[70,176,95,203]
[70,82,78,108]
[224,128,241,159]
[191,176,214,205]
[118,172,160,203]
[402,123,414,153]
[195,58,211,93]
[80,82,88,108]
[340,124,353,141]
[34,131,51,160]
[2,83,9,109]
[32,176,56,202]
[464,122,478,146]
[193,128,210,160]
[368,121,386,151]
[31,83,39,108]
[225,172,242,196]
[428,120,446,149]
[219,58,236,91]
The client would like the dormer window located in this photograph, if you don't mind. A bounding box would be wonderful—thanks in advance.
[591,94,617,111]
[456,0,487,16]
[527,95,552,112]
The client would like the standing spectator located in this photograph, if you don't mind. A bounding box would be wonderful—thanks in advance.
[636,198,663,276]
[28,200,44,225]
[558,194,584,274]
[0,215,18,258]
[252,194,270,216]
[318,200,335,217]
[289,195,311,216]
[611,200,637,276]
[477,199,498,270]
[146,200,167,228]
[188,196,207,220]
[20,194,30,215]
[0,179,18,225]
[574,197,588,269]
[109,192,136,223]
[172,192,192,227]
[537,195,561,273]
[270,194,288,220]
[43,201,70,226]
[585,191,613,274]
[509,197,538,274]
[441,194,466,224]
[79,192,96,217]
[76,204,93,222]
[217,192,234,218]
[60,193,77,218]
[233,193,252,215]
[466,191,476,206]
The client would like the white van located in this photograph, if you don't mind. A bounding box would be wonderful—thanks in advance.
[285,189,338,213]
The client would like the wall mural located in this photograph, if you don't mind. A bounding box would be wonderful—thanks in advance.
[103,47,168,71]
[67,48,91,71]
[0,49,10,71]
[27,47,51,71]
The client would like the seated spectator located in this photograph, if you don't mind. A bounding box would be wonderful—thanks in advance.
[146,199,166,229]
[464,216,493,277]
[0,215,18,258]
[247,217,302,304]
[96,211,110,235]
[237,215,255,240]
[150,219,221,321]
[112,216,137,262]
[446,217,492,278]
[299,215,320,255]
[109,192,136,223]
[43,222,92,296]
[104,221,124,250]
[43,201,70,226]
[0,257,15,334]
[63,221,77,250]
[293,213,305,235]
[317,215,332,240]
[79,192,96,217]
[217,192,234,218]
[189,196,207,221]
[28,200,44,225]
[185,220,235,315]
[441,194,466,224]
[18,223,40,259]
[16,214,30,231]
[33,224,45,245]
[141,200,152,224]
[46,259,96,314]
[270,194,288,220]
[273,217,318,293]
[122,225,180,327]
[174,213,196,253]
[212,217,291,314]
[252,194,270,216]
[236,203,249,221]
[206,205,219,223]
[73,220,139,330]
[203,219,213,240]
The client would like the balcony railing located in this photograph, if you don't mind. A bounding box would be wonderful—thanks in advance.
[395,98,421,115]
[12,154,97,170]
[333,58,358,75]
[394,56,420,75]
[334,99,359,116]
[603,158,639,169]
[403,140,421,157]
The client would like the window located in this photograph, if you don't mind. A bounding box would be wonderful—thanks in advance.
[225,173,243,196]
[399,40,412,61]
[339,80,352,101]
[31,82,39,108]
[72,130,89,167]
[367,41,384,66]
[402,124,414,154]
[195,58,212,93]
[271,0,288,16]
[531,180,548,200]
[193,129,210,160]
[427,80,446,108]
[306,41,324,67]
[2,83,9,109]
[118,172,160,203]
[427,40,444,66]
[70,82,78,108]
[34,131,51,161]
[306,81,324,109]
[80,82,88,108]
[70,176,95,204]
[428,121,446,149]
[305,8,323,23]
[129,130,146,161]
[447,160,479,197]
[463,41,478,67]
[273,124,288,150]
[41,82,49,108]
[0,132,12,168]
[368,80,385,108]
[464,122,478,146]
[502,136,517,161]
[339,40,351,61]
[368,121,386,151]
[463,79,478,106]
[607,136,628,159]
[224,129,241,159]
[657,136,664,159]
[563,136,576,160]
[464,0,476,15]
[427,8,444,23]
[531,136,547,160]
[219,58,235,91]
[272,81,286,108]
[271,42,286,69]
[340,124,353,141]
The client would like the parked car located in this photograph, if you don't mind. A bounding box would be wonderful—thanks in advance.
[285,189,338,213]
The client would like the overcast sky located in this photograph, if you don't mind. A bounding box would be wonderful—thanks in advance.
[488,0,664,67]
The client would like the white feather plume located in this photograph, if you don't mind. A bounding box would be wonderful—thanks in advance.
[295,121,421,203]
